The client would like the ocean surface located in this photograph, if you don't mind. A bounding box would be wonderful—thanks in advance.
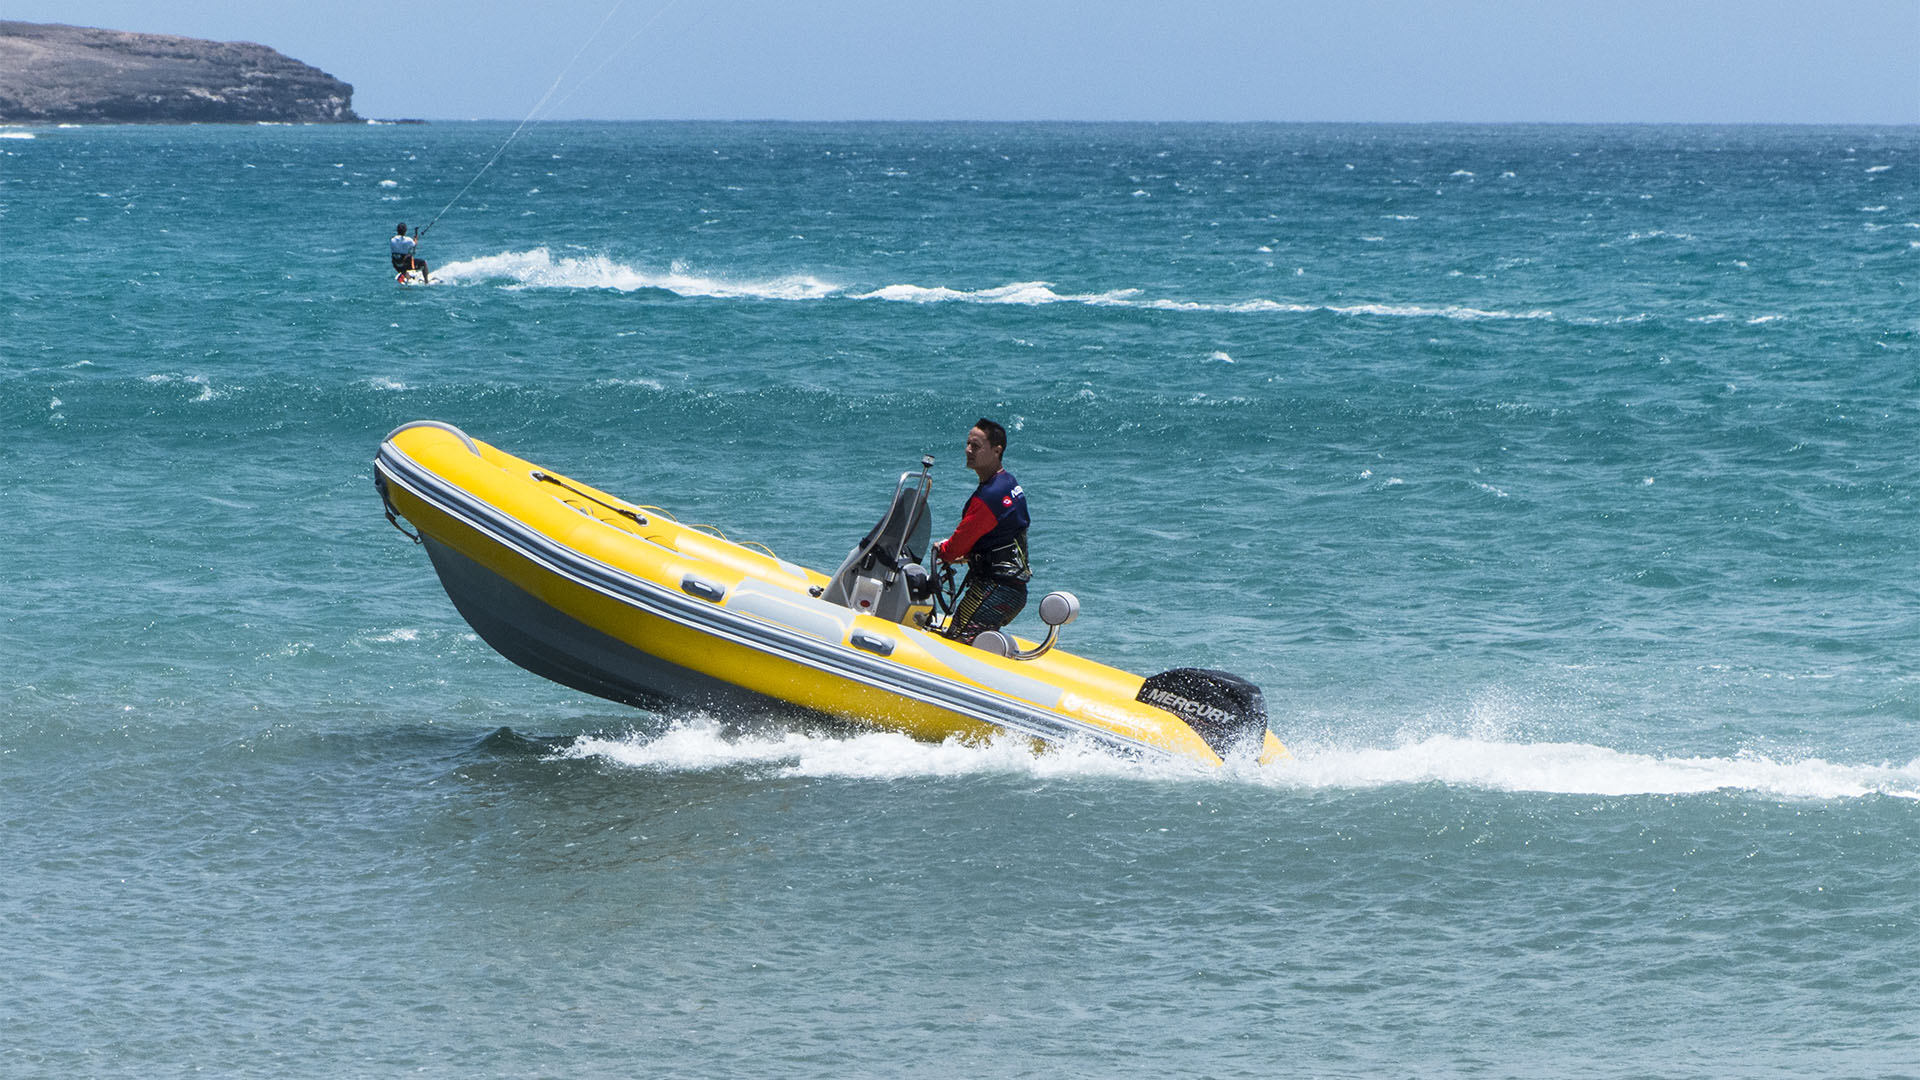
[3,121,1917,1077]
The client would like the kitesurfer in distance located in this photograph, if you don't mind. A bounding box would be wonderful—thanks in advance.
[934,418,1031,644]
[390,223,429,283]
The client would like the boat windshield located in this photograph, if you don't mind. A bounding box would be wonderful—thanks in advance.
[902,480,931,564]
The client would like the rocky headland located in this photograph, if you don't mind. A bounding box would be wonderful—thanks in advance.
[0,21,359,124]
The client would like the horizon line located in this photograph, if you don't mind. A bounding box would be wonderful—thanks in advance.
[370,117,1920,127]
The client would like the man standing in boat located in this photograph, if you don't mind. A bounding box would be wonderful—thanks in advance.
[934,418,1031,644]
[390,223,429,283]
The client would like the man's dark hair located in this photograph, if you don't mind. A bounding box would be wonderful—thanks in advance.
[974,417,1008,452]
[396,223,408,234]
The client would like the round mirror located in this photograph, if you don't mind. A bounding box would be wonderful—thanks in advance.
[1038,591,1080,627]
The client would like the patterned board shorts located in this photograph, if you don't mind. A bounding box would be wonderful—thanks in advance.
[945,574,1028,644]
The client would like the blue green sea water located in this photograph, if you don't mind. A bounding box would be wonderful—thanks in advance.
[3,121,1917,1077]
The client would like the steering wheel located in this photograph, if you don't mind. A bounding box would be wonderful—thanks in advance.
[933,559,961,616]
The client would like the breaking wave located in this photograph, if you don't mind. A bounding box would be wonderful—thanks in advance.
[423,250,1643,323]
[435,248,837,299]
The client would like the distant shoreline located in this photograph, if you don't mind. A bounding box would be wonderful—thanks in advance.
[0,21,359,124]
[5,116,1911,129]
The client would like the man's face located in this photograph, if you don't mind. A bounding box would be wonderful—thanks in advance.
[964,427,1001,473]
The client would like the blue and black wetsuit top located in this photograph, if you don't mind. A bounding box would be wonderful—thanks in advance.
[935,469,1031,584]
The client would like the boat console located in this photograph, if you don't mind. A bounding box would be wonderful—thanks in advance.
[820,455,1079,660]
[819,456,937,624]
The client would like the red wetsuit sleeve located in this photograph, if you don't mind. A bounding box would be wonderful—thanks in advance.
[936,496,998,563]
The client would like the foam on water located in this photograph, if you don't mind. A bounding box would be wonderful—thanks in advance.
[564,719,1180,781]
[855,281,1562,322]
[564,722,1920,800]
[435,247,838,299]
[1278,735,1920,800]
[433,255,1641,323]
[853,280,1144,306]
[140,372,220,402]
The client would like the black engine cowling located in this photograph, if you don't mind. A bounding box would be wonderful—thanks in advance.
[1136,668,1268,759]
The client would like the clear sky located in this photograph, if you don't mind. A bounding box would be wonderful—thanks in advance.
[11,1,1919,123]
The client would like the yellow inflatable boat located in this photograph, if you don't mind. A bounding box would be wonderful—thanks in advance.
[373,421,1287,767]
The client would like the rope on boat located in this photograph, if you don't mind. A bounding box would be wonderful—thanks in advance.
[531,470,649,526]
[375,477,423,544]
[530,473,783,557]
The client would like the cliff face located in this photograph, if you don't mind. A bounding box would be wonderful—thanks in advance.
[0,21,360,124]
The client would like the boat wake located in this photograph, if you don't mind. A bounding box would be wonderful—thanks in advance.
[563,721,1920,800]
[564,721,1173,781]
[1279,735,1920,800]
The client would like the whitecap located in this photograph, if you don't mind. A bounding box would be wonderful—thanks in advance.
[435,248,839,299]
[873,287,1545,323]
[432,258,1582,327]
[143,373,219,402]
[1326,301,1553,321]
[856,281,1141,307]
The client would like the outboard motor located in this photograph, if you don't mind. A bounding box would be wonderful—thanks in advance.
[1136,668,1268,760]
